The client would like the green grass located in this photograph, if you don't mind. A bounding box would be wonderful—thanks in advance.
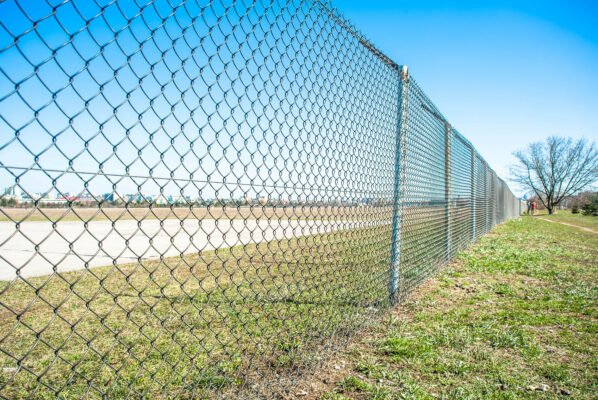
[540,209,598,231]
[3,210,594,399]
[320,215,598,399]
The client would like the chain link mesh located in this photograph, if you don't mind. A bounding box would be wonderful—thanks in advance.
[0,0,522,398]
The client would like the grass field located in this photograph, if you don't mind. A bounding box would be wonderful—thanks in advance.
[5,210,587,399]
[540,210,598,231]
[315,215,597,399]
[0,205,506,399]
[0,206,388,223]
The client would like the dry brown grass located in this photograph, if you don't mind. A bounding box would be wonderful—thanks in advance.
[0,206,391,223]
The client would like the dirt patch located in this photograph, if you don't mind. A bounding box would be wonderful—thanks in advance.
[286,258,556,399]
[537,217,598,234]
[289,270,455,399]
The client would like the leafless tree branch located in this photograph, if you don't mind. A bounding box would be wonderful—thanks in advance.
[510,136,597,214]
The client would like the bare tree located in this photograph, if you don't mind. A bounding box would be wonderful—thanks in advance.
[511,136,598,214]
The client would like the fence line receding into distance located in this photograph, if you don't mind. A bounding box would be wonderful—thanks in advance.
[0,0,522,398]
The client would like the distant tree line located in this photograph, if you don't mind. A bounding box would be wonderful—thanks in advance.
[568,191,598,216]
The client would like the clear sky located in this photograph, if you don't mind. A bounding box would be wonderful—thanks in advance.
[0,1,400,201]
[339,0,598,192]
[1,0,596,200]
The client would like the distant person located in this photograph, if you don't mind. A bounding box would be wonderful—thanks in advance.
[531,201,537,215]
[526,200,531,215]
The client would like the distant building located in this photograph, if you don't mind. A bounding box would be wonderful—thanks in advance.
[2,186,20,205]
[257,195,268,206]
[39,194,67,206]
[155,195,169,206]
[20,192,34,204]
[3,186,17,197]
[124,194,146,204]
[102,192,124,204]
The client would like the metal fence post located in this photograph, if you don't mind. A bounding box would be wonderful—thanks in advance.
[519,199,522,216]
[484,164,489,232]
[470,147,476,241]
[389,65,409,303]
[492,174,497,227]
[444,122,452,261]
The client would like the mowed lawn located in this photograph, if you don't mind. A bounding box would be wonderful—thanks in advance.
[316,215,597,399]
[540,210,598,231]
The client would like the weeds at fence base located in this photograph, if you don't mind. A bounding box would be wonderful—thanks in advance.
[314,217,598,399]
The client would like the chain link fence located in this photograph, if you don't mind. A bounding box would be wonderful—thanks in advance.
[0,0,522,398]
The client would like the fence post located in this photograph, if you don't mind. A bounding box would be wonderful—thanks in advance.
[484,164,489,232]
[470,147,476,242]
[444,122,452,261]
[496,176,498,224]
[389,65,409,304]
[519,199,522,216]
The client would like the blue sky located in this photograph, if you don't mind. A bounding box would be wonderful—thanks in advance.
[339,0,598,190]
[1,0,596,199]
[0,1,400,201]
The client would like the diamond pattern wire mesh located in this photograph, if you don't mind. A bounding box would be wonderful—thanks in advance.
[0,0,522,398]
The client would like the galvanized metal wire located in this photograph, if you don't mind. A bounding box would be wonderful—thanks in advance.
[0,0,522,398]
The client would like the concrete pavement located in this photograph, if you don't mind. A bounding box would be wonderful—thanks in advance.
[0,218,368,280]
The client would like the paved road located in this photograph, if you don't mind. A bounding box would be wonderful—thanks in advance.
[0,218,367,280]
